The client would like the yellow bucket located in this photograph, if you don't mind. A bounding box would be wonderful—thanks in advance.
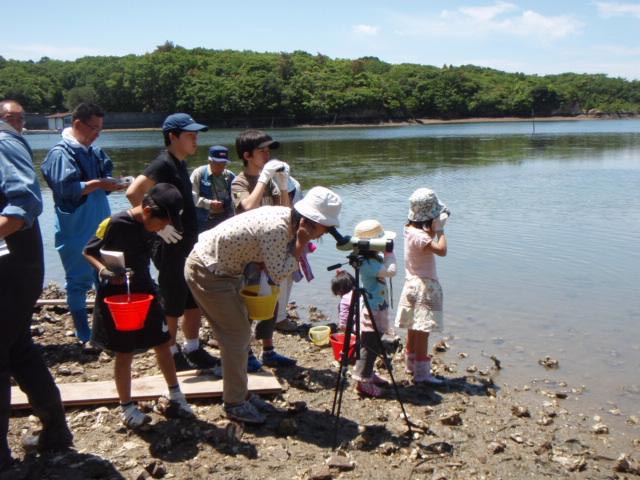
[240,285,280,321]
[308,325,331,346]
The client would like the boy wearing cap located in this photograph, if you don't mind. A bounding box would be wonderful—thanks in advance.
[126,113,218,371]
[84,183,195,428]
[232,129,297,370]
[190,145,236,233]
[185,186,342,424]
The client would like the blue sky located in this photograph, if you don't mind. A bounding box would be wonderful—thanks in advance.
[4,1,640,79]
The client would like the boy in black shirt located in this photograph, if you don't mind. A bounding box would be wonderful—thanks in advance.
[84,183,195,428]
[126,113,218,371]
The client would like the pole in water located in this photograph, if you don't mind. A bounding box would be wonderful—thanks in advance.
[531,107,536,135]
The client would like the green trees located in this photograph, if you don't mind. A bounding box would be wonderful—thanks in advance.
[1,47,638,123]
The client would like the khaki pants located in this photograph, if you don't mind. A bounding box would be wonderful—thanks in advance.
[184,253,249,405]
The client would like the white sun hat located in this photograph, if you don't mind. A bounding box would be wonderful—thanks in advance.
[353,219,396,240]
[294,186,342,227]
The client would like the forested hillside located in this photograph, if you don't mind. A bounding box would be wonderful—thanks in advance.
[2,43,639,125]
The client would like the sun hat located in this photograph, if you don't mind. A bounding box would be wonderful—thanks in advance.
[208,145,230,163]
[148,183,184,232]
[294,186,342,227]
[353,219,396,240]
[162,113,208,133]
[407,188,449,222]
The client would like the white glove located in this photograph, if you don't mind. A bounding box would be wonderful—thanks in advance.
[258,159,288,185]
[381,251,397,278]
[157,225,183,244]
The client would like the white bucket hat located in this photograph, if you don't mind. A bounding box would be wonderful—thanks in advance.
[294,186,342,227]
[353,219,396,240]
[408,188,449,222]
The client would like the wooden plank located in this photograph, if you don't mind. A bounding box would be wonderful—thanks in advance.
[10,370,281,409]
[36,298,95,307]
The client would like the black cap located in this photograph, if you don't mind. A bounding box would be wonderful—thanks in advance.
[148,183,184,232]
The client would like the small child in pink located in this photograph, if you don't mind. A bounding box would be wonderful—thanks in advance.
[395,188,449,384]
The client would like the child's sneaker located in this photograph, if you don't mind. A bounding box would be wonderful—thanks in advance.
[247,350,263,372]
[261,350,297,367]
[371,372,390,387]
[167,392,195,419]
[356,380,384,398]
[224,400,266,424]
[413,358,445,385]
[121,403,151,428]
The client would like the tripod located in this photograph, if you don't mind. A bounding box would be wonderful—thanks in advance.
[329,252,413,448]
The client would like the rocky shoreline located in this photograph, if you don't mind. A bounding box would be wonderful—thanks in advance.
[4,284,640,479]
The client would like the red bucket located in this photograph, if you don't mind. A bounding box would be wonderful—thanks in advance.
[104,294,153,331]
[329,333,357,364]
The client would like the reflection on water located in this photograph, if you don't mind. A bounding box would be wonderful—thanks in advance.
[30,121,640,421]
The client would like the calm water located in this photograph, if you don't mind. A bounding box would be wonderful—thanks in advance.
[27,120,640,421]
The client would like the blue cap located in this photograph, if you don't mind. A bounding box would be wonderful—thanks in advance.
[162,113,208,133]
[208,145,230,163]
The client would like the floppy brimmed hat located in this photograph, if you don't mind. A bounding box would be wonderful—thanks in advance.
[148,183,184,232]
[408,188,448,222]
[353,219,396,240]
[294,186,342,227]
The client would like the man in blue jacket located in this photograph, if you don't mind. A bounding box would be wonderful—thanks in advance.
[41,103,125,343]
[0,100,73,470]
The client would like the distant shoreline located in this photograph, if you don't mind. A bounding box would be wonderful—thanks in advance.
[24,114,639,134]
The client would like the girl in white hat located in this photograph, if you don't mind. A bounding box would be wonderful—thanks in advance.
[348,219,397,398]
[395,188,449,385]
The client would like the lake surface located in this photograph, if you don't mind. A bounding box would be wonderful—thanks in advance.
[27,119,640,423]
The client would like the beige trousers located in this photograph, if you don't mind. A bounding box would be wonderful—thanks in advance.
[184,252,250,405]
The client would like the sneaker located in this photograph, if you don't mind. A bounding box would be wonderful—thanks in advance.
[165,392,195,419]
[356,380,384,398]
[371,372,390,387]
[173,347,195,372]
[275,317,299,332]
[247,393,277,413]
[21,425,73,453]
[121,403,152,428]
[224,401,266,425]
[184,345,220,369]
[247,351,263,372]
[261,350,297,368]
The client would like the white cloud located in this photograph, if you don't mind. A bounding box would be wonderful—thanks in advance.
[2,44,103,60]
[393,3,583,41]
[595,2,640,18]
[352,24,379,36]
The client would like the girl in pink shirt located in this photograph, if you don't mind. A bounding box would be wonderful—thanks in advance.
[395,188,449,384]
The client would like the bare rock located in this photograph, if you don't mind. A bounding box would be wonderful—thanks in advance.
[421,441,454,455]
[490,355,502,370]
[439,411,463,426]
[307,465,333,480]
[433,340,449,353]
[326,454,355,471]
[537,416,554,426]
[552,454,587,472]
[488,441,506,454]
[539,356,559,369]
[628,415,640,425]
[614,454,640,474]
[591,423,609,434]
[144,461,167,479]
[511,405,531,418]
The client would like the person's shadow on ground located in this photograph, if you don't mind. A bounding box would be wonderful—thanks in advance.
[1,450,125,480]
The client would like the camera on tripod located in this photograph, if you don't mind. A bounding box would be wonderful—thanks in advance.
[328,226,394,254]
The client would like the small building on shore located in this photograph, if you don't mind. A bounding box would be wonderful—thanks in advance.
[46,112,72,131]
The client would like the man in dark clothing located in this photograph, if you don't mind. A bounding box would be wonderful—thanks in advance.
[126,113,218,371]
[0,100,73,470]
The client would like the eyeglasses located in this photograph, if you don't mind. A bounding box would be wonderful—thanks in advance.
[82,121,102,133]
